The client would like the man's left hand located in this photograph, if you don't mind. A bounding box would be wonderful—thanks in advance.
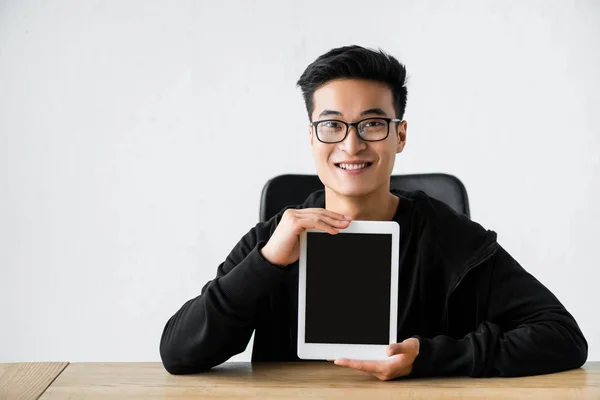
[332,338,420,381]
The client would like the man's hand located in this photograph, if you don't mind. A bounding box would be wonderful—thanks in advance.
[261,208,351,267]
[332,338,420,381]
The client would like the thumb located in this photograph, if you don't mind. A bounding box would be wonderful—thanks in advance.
[386,342,408,356]
[387,338,419,356]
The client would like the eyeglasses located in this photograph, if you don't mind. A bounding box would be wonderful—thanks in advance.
[311,118,402,144]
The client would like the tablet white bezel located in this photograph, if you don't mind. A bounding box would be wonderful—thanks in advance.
[297,220,400,361]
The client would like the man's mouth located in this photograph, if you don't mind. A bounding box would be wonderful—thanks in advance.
[334,162,373,170]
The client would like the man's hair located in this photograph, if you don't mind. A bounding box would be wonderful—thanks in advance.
[296,45,408,121]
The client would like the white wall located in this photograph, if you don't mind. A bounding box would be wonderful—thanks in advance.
[0,0,598,363]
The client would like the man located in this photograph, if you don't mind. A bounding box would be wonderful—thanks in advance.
[160,46,587,380]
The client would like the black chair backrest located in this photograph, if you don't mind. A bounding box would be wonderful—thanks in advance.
[259,173,470,222]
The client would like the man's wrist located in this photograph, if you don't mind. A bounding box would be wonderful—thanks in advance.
[260,243,285,267]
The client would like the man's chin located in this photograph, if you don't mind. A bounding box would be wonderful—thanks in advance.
[327,183,374,198]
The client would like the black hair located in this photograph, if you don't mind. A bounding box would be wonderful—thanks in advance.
[297,45,408,121]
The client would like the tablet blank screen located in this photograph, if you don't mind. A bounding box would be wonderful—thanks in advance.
[305,232,392,345]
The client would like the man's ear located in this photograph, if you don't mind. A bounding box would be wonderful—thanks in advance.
[308,124,314,146]
[396,120,407,154]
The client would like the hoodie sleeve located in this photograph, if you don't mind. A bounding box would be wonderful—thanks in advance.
[412,245,588,377]
[159,219,290,375]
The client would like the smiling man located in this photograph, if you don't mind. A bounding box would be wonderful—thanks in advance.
[160,46,588,380]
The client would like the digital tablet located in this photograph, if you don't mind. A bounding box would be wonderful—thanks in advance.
[297,220,400,361]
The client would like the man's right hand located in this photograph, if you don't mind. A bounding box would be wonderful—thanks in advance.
[260,208,351,267]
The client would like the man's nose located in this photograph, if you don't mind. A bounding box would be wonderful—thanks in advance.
[339,126,366,154]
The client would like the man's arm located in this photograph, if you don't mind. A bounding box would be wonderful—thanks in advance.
[159,225,288,375]
[160,207,350,374]
[412,245,588,377]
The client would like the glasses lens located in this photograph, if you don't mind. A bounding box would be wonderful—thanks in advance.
[317,120,346,143]
[358,118,388,141]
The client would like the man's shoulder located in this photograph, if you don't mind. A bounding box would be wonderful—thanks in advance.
[392,188,461,218]
[394,189,497,266]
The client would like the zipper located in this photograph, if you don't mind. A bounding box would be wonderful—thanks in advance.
[444,244,499,330]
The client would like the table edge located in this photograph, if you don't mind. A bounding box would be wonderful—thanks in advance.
[38,362,70,399]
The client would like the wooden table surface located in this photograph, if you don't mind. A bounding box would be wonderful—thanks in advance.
[35,361,599,399]
[0,362,68,400]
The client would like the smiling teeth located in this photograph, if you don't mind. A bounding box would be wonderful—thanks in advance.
[339,163,368,170]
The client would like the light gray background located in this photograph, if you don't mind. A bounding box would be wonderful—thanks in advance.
[1,0,598,363]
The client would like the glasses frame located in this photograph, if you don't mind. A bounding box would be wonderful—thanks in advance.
[311,117,403,144]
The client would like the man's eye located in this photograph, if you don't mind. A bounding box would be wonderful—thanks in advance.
[323,122,341,129]
[365,121,383,127]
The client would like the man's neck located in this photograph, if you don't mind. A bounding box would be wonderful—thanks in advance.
[324,186,399,221]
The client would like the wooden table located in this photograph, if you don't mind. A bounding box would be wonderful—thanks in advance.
[33,361,599,399]
[0,362,68,400]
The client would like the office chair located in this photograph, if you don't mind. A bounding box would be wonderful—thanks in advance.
[259,173,470,222]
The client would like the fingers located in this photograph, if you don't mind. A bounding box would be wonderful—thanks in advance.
[298,208,351,222]
[299,214,350,230]
[334,346,417,381]
[334,359,383,374]
[283,208,352,235]
[294,215,349,235]
[334,358,408,381]
[298,218,340,235]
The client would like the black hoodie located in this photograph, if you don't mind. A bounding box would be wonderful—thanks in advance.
[160,189,587,377]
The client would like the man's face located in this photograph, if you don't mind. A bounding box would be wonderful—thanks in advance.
[309,79,407,198]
